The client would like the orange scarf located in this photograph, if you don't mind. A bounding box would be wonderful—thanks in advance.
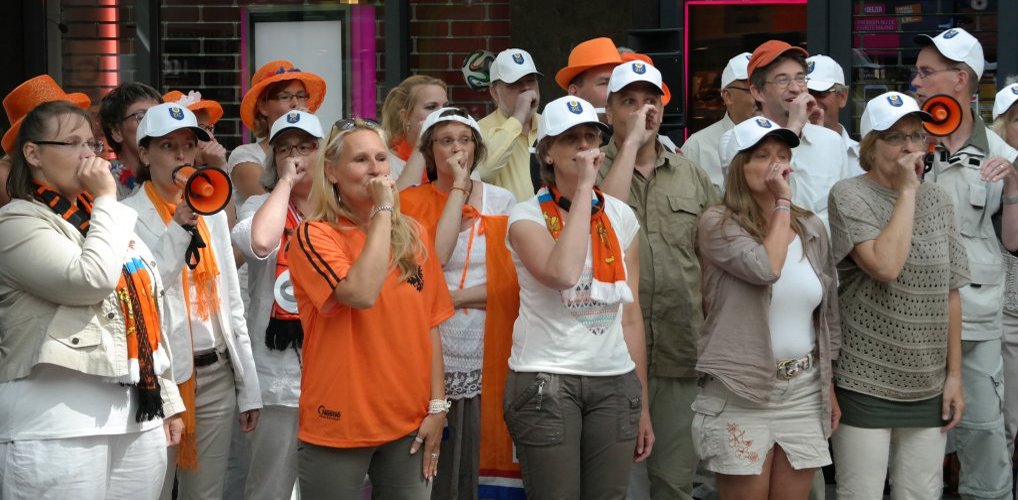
[143,181,221,469]
[538,186,632,304]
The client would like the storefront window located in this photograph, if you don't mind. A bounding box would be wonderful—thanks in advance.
[850,0,1000,133]
[684,0,807,135]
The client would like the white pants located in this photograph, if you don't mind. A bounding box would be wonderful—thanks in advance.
[245,405,299,500]
[161,357,238,500]
[0,426,167,500]
[832,424,947,500]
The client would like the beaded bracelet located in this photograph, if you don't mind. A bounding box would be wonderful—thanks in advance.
[428,399,452,414]
[369,204,394,219]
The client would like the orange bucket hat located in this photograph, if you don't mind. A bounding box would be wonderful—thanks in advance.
[240,60,326,133]
[163,90,224,125]
[555,37,624,90]
[619,52,672,106]
[3,75,92,154]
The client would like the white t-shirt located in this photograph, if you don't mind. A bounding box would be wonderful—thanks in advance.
[229,193,303,407]
[768,235,822,359]
[0,364,161,442]
[227,142,267,176]
[506,193,640,376]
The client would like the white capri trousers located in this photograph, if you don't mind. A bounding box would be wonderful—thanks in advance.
[832,424,947,500]
[0,426,167,500]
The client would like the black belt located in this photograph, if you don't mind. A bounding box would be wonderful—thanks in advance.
[193,350,220,368]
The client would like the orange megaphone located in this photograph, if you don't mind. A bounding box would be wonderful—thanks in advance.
[172,165,233,215]
[921,94,962,137]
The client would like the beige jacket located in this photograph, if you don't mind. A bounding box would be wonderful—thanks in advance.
[696,207,841,436]
[0,197,184,417]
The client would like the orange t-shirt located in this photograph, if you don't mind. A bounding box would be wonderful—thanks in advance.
[286,219,454,448]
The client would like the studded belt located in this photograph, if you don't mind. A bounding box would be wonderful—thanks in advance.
[777,352,814,380]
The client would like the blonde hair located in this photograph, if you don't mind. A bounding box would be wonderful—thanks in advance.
[380,75,447,148]
[720,143,809,242]
[308,120,425,282]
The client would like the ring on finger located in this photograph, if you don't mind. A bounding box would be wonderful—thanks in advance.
[414,436,424,444]
[430,453,440,459]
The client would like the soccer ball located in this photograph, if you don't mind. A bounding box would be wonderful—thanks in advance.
[462,50,496,90]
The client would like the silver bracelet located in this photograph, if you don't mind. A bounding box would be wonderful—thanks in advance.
[773,204,791,213]
[369,204,394,219]
[428,399,451,414]
[1004,195,1018,205]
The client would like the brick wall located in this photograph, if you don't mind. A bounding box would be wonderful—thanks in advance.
[56,0,511,151]
[408,1,511,120]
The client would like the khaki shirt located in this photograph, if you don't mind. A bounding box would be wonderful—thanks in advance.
[599,141,720,378]
[927,111,1018,340]
[477,108,540,201]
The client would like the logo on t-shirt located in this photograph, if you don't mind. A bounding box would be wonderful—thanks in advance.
[406,264,424,292]
[886,94,904,107]
[512,53,525,65]
[317,405,342,421]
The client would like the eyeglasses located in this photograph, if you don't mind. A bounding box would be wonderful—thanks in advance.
[433,136,474,148]
[879,130,928,146]
[273,142,319,156]
[911,67,962,80]
[764,75,807,89]
[809,89,838,98]
[269,92,310,104]
[199,123,215,134]
[33,139,105,154]
[120,110,147,125]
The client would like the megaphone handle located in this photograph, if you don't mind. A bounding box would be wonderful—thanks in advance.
[183,225,207,270]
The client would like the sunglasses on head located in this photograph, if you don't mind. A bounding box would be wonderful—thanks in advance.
[332,117,380,131]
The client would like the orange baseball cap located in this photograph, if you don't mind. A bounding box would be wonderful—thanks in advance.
[2,75,91,154]
[618,52,671,106]
[555,37,623,90]
[163,90,224,125]
[240,60,327,133]
[747,40,809,79]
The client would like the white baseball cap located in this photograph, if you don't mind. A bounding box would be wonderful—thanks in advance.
[721,52,752,89]
[419,107,482,140]
[537,96,610,144]
[137,103,211,145]
[993,83,1018,121]
[805,55,845,92]
[269,110,324,144]
[489,48,542,84]
[914,27,985,79]
[608,60,665,96]
[720,116,800,169]
[859,91,933,137]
